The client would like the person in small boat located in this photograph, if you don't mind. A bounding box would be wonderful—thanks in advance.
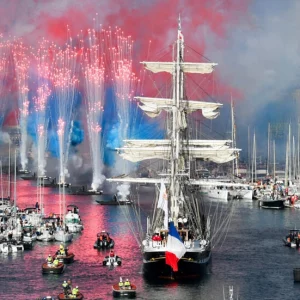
[62,280,70,296]
[47,255,53,265]
[58,244,65,255]
[108,250,116,264]
[53,258,59,267]
[124,279,131,289]
[107,235,112,246]
[67,279,73,291]
[97,234,103,246]
[71,286,79,298]
[119,277,124,289]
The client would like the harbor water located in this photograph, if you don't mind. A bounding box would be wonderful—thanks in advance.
[1,180,300,299]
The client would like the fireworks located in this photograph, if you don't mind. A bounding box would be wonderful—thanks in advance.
[103,27,138,199]
[0,38,10,125]
[13,41,30,171]
[84,28,105,191]
[0,25,140,189]
[50,43,78,185]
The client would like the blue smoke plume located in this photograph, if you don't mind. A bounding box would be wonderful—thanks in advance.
[70,120,84,146]
[102,87,165,167]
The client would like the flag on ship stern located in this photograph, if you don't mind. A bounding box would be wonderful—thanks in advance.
[166,221,186,271]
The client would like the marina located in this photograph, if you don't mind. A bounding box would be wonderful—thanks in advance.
[1,180,300,299]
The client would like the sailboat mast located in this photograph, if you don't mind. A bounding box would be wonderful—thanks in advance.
[293,135,295,179]
[298,120,300,179]
[8,141,11,198]
[267,123,270,176]
[231,98,234,176]
[14,149,16,213]
[285,134,289,187]
[231,97,238,177]
[273,140,276,179]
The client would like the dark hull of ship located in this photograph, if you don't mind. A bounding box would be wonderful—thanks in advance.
[143,249,211,280]
[259,199,285,209]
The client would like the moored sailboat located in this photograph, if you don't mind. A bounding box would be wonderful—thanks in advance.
[108,18,240,280]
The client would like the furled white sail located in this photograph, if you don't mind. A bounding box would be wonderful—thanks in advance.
[136,97,221,119]
[142,62,218,74]
[122,139,232,148]
[118,145,239,163]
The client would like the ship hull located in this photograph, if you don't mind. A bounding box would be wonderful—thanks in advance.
[143,249,211,280]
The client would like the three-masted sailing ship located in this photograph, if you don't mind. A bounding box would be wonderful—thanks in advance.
[108,18,240,280]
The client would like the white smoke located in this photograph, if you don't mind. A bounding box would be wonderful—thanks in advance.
[117,183,130,201]
[0,131,11,144]
[70,154,83,169]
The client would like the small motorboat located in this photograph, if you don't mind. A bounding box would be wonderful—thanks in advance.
[17,168,30,175]
[38,178,57,188]
[283,229,300,248]
[23,239,34,250]
[67,185,103,196]
[0,239,24,253]
[258,192,285,209]
[54,228,73,243]
[112,283,136,298]
[65,205,84,233]
[54,251,75,264]
[96,194,133,205]
[36,227,55,242]
[42,262,65,274]
[57,292,84,299]
[23,226,37,249]
[38,297,56,300]
[94,231,114,249]
[103,250,122,267]
[20,173,37,180]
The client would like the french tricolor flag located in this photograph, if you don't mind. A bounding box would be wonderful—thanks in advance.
[166,221,186,272]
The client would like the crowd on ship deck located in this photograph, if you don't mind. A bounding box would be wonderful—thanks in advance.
[150,217,196,249]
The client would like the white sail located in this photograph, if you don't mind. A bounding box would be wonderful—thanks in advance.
[142,62,217,74]
[118,145,239,163]
[122,139,232,148]
[137,97,221,119]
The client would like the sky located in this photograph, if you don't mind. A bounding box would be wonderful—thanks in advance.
[0,0,299,166]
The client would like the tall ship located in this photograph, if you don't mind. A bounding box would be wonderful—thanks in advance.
[108,18,240,280]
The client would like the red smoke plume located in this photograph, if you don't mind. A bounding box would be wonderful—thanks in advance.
[0,0,251,101]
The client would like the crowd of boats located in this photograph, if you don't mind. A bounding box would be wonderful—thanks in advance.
[0,201,83,253]
[0,195,136,299]
[198,176,300,210]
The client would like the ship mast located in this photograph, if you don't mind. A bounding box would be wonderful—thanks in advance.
[170,17,184,222]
